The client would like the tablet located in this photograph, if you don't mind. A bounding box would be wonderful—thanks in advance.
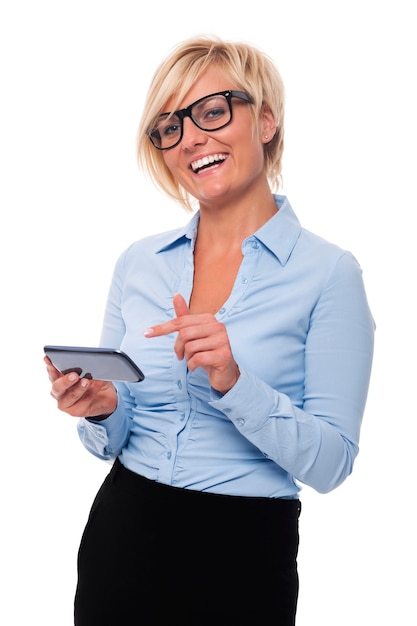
[44,345,145,382]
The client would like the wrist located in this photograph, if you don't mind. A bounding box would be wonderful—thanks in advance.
[213,366,240,395]
[88,394,118,422]
[88,413,112,422]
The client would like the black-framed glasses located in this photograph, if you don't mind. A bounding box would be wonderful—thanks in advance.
[147,90,253,150]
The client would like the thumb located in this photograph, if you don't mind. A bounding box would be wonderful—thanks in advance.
[173,293,189,317]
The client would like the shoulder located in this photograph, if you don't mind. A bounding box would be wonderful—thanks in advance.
[269,196,357,271]
[116,214,198,268]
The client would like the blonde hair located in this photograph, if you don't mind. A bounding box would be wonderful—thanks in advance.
[137,35,285,211]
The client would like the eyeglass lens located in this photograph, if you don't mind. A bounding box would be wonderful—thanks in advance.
[150,94,232,150]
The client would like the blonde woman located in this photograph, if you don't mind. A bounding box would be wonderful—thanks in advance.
[46,35,374,625]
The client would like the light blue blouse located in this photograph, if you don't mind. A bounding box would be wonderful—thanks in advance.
[78,195,375,498]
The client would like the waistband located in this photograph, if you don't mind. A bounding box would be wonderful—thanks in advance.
[110,457,301,516]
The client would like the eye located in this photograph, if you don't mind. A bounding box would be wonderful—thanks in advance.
[195,96,228,127]
[204,106,226,122]
[160,122,181,137]
[152,114,181,139]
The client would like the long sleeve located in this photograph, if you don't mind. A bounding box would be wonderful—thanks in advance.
[211,251,374,493]
[77,387,133,460]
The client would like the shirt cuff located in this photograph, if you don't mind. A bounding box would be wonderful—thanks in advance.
[77,400,126,458]
[209,367,294,433]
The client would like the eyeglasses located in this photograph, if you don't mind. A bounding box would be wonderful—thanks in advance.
[147,90,253,150]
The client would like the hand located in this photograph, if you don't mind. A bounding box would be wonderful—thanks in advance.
[44,356,118,419]
[144,293,240,394]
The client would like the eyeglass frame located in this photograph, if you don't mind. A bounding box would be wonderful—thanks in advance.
[147,90,254,151]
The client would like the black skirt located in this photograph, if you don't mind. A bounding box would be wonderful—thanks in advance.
[75,458,301,626]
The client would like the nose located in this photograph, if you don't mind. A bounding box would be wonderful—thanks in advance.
[181,116,208,150]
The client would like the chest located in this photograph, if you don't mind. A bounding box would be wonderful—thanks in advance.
[189,248,243,314]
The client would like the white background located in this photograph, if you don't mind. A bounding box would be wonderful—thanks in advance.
[1,1,415,624]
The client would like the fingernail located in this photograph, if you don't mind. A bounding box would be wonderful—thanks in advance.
[143,328,154,337]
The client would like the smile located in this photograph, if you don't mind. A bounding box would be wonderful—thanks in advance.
[191,153,228,173]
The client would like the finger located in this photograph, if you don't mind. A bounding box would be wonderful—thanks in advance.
[52,377,117,418]
[52,376,92,411]
[44,355,63,382]
[143,294,191,338]
[173,293,189,317]
[171,294,190,360]
[181,324,226,363]
[143,319,179,338]
[50,371,83,399]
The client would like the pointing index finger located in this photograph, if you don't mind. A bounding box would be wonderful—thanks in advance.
[143,293,190,338]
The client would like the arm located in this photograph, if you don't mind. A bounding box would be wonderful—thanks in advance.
[75,250,136,460]
[211,252,375,493]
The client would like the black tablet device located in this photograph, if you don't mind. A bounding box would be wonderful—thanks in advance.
[44,345,145,382]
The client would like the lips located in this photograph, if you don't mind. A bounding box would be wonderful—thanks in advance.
[190,153,228,173]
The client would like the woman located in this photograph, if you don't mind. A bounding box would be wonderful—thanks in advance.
[45,36,375,625]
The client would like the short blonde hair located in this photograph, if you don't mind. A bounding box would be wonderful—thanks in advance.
[137,35,285,211]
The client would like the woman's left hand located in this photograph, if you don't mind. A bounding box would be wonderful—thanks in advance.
[144,293,240,394]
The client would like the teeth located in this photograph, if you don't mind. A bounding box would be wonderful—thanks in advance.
[191,154,227,172]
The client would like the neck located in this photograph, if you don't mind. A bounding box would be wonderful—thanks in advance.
[197,191,278,246]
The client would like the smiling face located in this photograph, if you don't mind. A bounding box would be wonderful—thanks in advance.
[161,66,275,210]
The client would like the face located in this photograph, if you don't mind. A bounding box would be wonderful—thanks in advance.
[160,67,274,208]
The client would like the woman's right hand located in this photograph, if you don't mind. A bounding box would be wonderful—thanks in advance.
[44,356,118,420]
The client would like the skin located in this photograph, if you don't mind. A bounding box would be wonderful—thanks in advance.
[46,65,278,415]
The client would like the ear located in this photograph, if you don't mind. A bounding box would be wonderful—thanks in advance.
[260,104,276,143]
